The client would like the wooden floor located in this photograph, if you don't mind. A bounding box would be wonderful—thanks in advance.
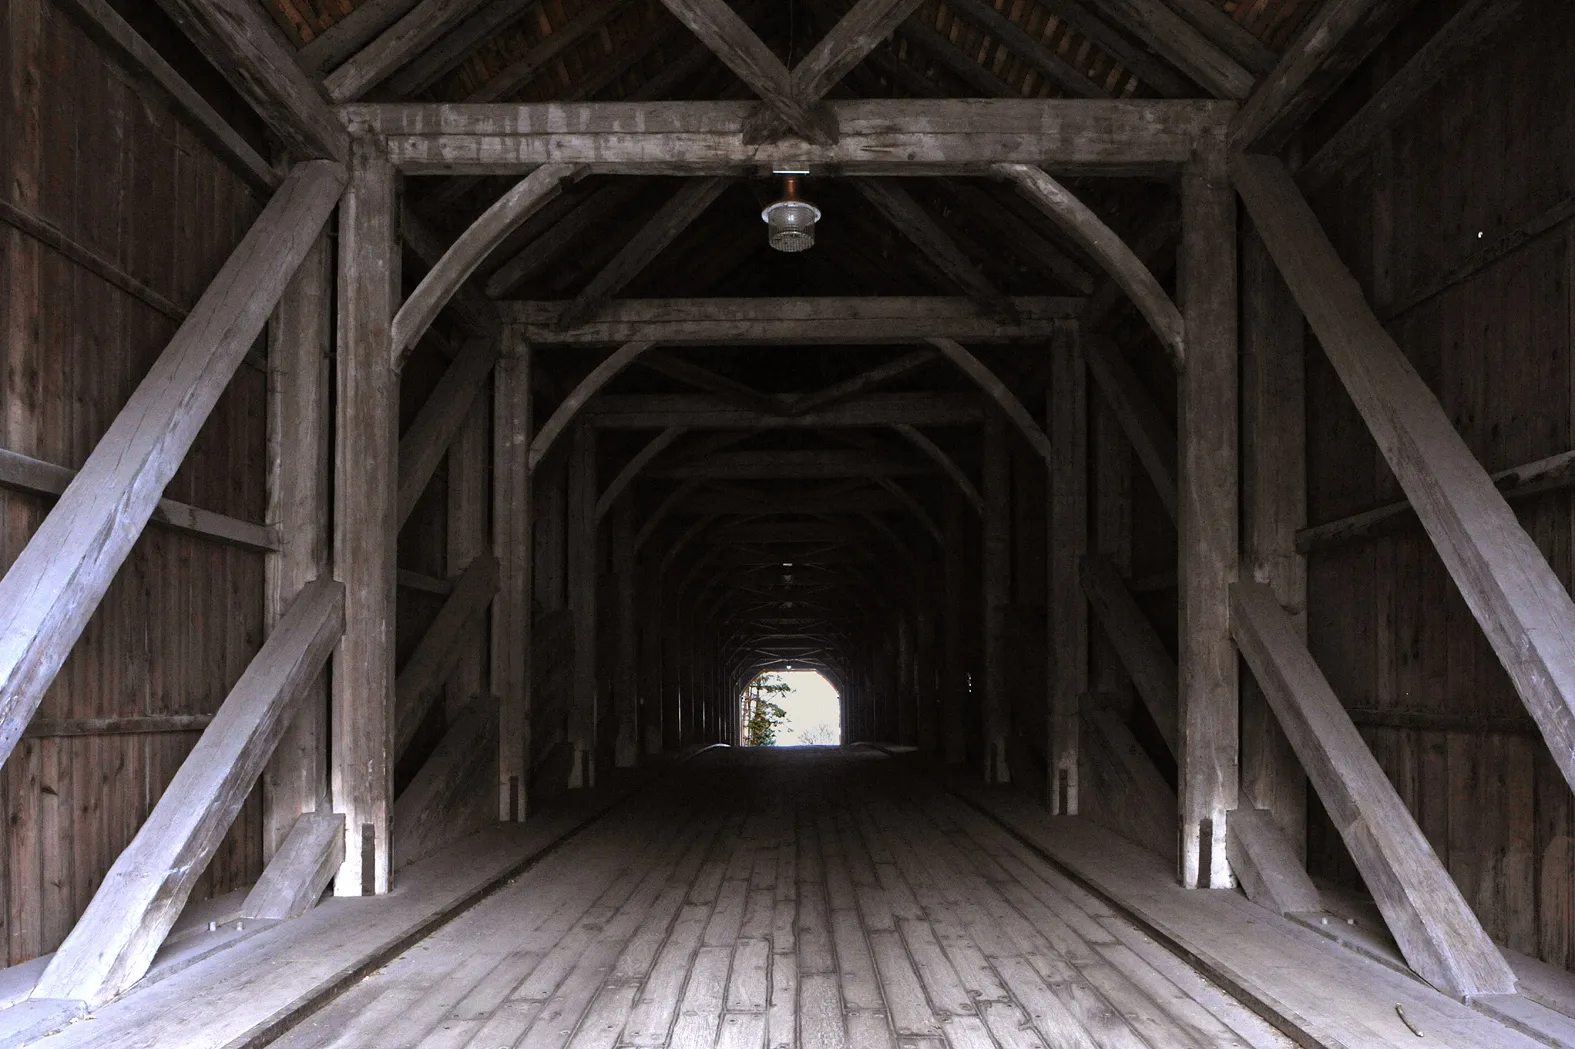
[268,748,1294,1049]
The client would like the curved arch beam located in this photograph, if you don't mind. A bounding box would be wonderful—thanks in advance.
[995,163,1184,370]
[928,337,1053,467]
[870,477,942,545]
[528,340,657,473]
[634,479,703,552]
[892,424,982,516]
[596,426,688,523]
[391,163,583,363]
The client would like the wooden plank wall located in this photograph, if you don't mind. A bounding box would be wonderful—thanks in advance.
[0,0,268,963]
[1299,1,1575,971]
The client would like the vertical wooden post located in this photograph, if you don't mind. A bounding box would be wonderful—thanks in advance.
[447,372,491,721]
[639,562,663,755]
[1241,224,1308,858]
[662,595,682,751]
[943,493,968,764]
[1049,320,1087,814]
[332,132,398,895]
[613,500,639,766]
[1177,132,1239,890]
[567,421,597,787]
[494,330,531,820]
[983,409,1010,783]
[263,228,332,859]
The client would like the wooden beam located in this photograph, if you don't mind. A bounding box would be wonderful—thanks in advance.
[997,164,1184,369]
[0,161,341,775]
[242,812,346,921]
[507,296,1080,345]
[54,0,276,192]
[1086,0,1254,98]
[332,135,399,898]
[529,341,657,472]
[342,99,1235,175]
[32,579,344,1008]
[1226,807,1320,916]
[1080,553,1178,755]
[945,0,1106,98]
[1160,0,1277,75]
[1084,200,1178,331]
[22,715,213,739]
[1084,336,1177,520]
[1235,153,1575,804]
[400,204,500,338]
[612,501,639,767]
[484,181,643,298]
[298,0,422,73]
[892,425,982,515]
[493,335,532,821]
[1083,706,1177,862]
[395,697,499,866]
[1229,580,1516,997]
[398,0,630,98]
[596,427,687,523]
[560,178,730,329]
[982,410,1010,783]
[1231,0,1420,155]
[940,182,1097,295]
[654,0,835,143]
[394,553,500,757]
[392,164,582,362]
[566,423,598,787]
[788,350,939,417]
[1034,0,1194,96]
[1048,322,1086,814]
[1299,0,1528,188]
[0,447,277,553]
[1240,224,1308,861]
[651,450,932,480]
[854,179,1017,320]
[1177,133,1236,890]
[326,0,493,102]
[262,228,333,863]
[396,337,498,526]
[929,338,1054,466]
[584,391,981,429]
[154,0,349,164]
[639,352,780,417]
[444,399,489,726]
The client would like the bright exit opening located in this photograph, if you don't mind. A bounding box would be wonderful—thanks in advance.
[740,671,841,747]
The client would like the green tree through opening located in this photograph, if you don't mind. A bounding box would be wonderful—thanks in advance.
[741,673,791,746]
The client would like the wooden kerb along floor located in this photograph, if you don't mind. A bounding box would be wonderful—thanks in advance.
[262,748,1298,1049]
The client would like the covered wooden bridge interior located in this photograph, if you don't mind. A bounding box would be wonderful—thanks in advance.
[1,0,1574,1045]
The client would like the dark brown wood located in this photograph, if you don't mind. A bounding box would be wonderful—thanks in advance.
[1084,337,1177,520]
[494,331,532,821]
[396,336,498,527]
[1080,554,1178,756]
[1086,0,1254,98]
[325,0,493,102]
[22,716,214,739]
[1048,323,1086,815]
[566,423,598,788]
[393,553,500,758]
[983,410,1010,784]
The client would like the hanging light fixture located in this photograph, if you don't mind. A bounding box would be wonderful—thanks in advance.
[761,172,820,252]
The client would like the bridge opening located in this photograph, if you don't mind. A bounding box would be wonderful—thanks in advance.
[739,670,841,747]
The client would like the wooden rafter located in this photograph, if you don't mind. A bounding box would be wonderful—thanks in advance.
[529,341,659,471]
[327,0,494,101]
[928,338,1053,466]
[1085,0,1254,99]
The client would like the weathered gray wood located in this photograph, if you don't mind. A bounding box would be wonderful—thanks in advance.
[263,228,334,862]
[400,204,500,338]
[397,337,499,527]
[596,427,687,524]
[1048,322,1085,815]
[1086,0,1254,98]
[341,99,1235,175]
[410,0,629,100]
[1297,448,1575,553]
[1033,0,1194,96]
[32,579,345,1008]
[1229,580,1517,997]
[507,297,1079,345]
[654,0,834,143]
[333,135,399,898]
[154,0,350,164]
[854,179,1016,320]
[494,333,532,821]
[997,164,1183,369]
[893,425,982,516]
[326,0,493,102]
[485,181,643,298]
[1240,224,1307,863]
[940,182,1096,295]
[782,0,926,105]
[392,164,581,362]
[243,813,346,922]
[443,399,488,719]
[1226,808,1321,917]
[944,0,1105,97]
[394,698,498,868]
[566,423,598,788]
[1083,337,1177,520]
[929,338,1054,467]
[983,411,1010,784]
[1299,0,1528,188]
[1236,153,1575,804]
[1177,134,1236,890]
[1084,706,1178,861]
[528,341,658,472]
[1084,201,1178,331]
[1231,0,1420,154]
[394,553,501,757]
[560,178,730,329]
[585,392,981,430]
[54,0,276,192]
[0,161,342,775]
[0,447,277,553]
[22,715,213,739]
[1080,554,1178,756]
[298,0,421,73]
[1161,0,1277,74]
